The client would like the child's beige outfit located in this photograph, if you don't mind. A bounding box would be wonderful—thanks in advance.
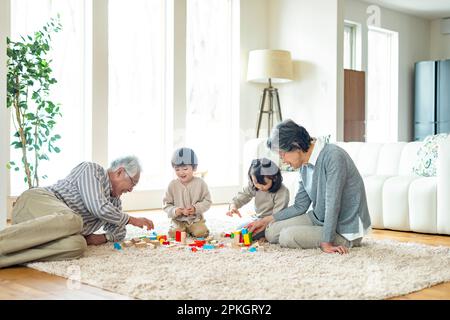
[163,177,212,238]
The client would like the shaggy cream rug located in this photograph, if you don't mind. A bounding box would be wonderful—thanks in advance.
[27,208,450,300]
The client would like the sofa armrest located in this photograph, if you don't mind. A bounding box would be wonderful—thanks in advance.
[437,136,450,234]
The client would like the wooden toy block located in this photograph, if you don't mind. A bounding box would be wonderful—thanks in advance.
[149,240,161,246]
[233,232,241,244]
[122,240,134,247]
[142,237,152,243]
[180,231,187,244]
[131,237,141,244]
[146,243,156,249]
[243,233,251,246]
[135,241,147,248]
[175,230,181,242]
[194,240,206,247]
[210,240,219,244]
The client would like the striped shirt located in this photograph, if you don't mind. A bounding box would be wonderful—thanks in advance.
[44,162,130,242]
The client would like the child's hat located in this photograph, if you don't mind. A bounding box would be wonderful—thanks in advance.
[172,147,198,166]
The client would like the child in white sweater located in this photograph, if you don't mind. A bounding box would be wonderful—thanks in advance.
[226,158,289,240]
[163,147,212,238]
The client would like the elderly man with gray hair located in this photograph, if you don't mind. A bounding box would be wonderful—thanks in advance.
[0,156,154,268]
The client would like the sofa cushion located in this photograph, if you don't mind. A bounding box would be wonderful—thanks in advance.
[382,176,419,231]
[376,143,407,175]
[409,178,437,234]
[413,133,449,177]
[355,143,382,176]
[363,175,393,229]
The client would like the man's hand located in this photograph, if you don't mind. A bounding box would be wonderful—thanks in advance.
[84,234,107,246]
[128,216,155,230]
[320,242,349,254]
[175,208,184,216]
[247,215,274,234]
[226,207,242,218]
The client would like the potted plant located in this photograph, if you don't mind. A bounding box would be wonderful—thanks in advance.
[6,17,63,189]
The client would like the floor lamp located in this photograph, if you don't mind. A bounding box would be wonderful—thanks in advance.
[247,49,293,138]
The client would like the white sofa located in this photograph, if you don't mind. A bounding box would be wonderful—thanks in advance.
[243,136,450,235]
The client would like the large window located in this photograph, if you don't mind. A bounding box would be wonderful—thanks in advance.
[10,0,91,195]
[186,0,239,187]
[367,27,399,142]
[108,0,172,190]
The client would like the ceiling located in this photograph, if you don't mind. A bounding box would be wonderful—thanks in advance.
[362,0,450,20]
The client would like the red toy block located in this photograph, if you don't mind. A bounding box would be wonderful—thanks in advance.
[194,240,206,247]
[162,241,170,245]
[175,230,181,242]
[191,247,198,252]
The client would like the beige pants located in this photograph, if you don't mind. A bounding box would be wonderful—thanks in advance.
[265,214,362,249]
[168,219,209,239]
[0,188,87,268]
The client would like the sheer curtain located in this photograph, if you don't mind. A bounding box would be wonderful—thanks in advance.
[108,0,171,190]
[186,0,239,187]
[10,0,91,195]
[367,27,399,142]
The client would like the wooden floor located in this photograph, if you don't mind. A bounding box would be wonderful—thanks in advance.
[1,211,450,300]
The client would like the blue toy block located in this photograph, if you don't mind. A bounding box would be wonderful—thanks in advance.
[113,242,122,250]
[241,228,248,235]
[202,244,215,250]
[248,247,257,252]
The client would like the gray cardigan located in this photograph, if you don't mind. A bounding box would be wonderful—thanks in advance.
[273,144,371,243]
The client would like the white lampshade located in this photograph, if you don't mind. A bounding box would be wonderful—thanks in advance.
[247,49,293,84]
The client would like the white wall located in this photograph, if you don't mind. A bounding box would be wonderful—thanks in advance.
[240,0,269,138]
[430,19,450,61]
[345,0,431,142]
[266,0,344,141]
[0,0,10,229]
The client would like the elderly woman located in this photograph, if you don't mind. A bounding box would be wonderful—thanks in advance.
[248,119,371,254]
[0,156,154,268]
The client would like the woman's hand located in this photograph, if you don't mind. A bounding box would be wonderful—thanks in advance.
[248,215,274,234]
[320,242,349,254]
[226,207,242,218]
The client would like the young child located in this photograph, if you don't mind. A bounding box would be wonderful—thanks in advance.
[226,158,289,240]
[163,147,212,239]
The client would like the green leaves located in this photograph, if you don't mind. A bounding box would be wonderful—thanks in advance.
[6,16,63,189]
